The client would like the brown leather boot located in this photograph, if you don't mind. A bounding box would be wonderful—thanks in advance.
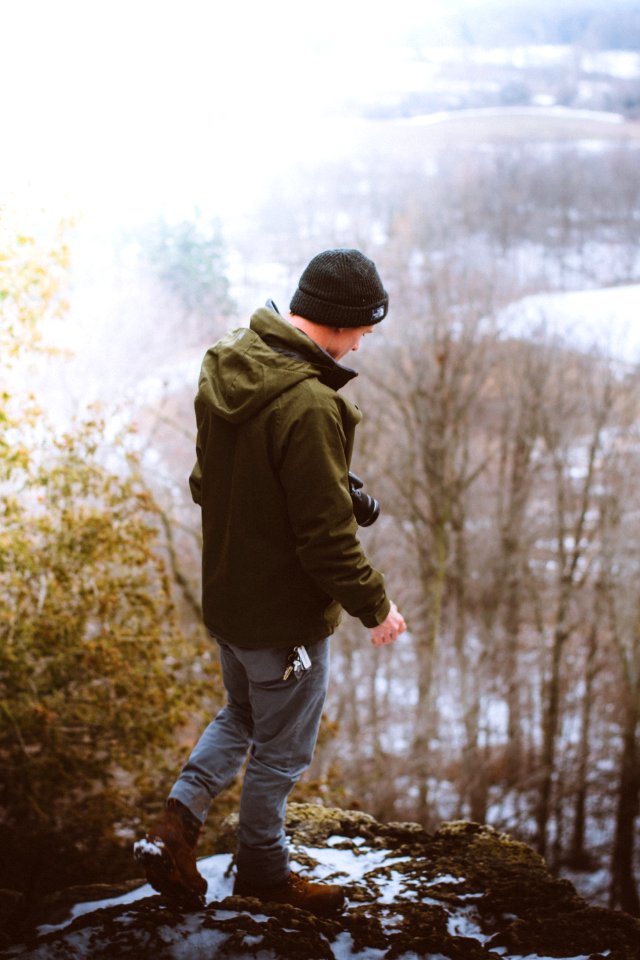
[133,798,207,907]
[233,870,345,917]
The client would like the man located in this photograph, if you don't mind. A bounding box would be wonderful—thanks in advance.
[134,248,406,917]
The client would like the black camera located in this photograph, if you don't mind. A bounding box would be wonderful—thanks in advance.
[348,472,380,527]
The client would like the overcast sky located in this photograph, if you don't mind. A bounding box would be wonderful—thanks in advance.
[2,0,469,223]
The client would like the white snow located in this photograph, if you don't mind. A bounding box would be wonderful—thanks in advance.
[20,837,618,960]
[498,284,640,363]
[417,43,640,82]
[291,845,412,885]
[583,50,640,80]
[428,874,465,886]
[493,955,606,960]
[396,105,625,127]
[37,853,235,936]
[333,939,450,960]
[447,903,492,943]
[132,837,163,858]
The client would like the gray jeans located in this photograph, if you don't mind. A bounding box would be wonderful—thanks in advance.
[169,636,330,885]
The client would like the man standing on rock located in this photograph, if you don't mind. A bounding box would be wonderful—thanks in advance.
[135,248,406,916]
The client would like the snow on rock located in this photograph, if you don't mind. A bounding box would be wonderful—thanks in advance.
[2,804,639,959]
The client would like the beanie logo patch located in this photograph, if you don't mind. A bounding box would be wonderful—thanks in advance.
[371,305,386,321]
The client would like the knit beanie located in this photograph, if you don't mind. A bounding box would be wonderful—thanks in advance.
[289,248,389,328]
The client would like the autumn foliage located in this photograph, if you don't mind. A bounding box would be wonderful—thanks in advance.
[0,215,201,894]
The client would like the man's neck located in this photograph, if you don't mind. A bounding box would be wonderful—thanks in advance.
[288,314,333,353]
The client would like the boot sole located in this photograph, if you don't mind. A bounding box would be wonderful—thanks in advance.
[134,837,206,909]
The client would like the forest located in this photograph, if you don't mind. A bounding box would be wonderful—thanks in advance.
[3,14,640,931]
[240,134,640,916]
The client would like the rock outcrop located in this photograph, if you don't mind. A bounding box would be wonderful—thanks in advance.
[2,803,639,959]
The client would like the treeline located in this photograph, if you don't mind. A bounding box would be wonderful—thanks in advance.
[321,270,640,915]
[261,144,640,914]
[426,0,640,51]
[251,140,640,298]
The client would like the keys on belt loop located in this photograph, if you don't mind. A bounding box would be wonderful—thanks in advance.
[282,644,312,681]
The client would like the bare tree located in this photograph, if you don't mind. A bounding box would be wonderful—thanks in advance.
[596,392,640,914]
[486,338,550,788]
[354,259,502,824]
[533,345,616,860]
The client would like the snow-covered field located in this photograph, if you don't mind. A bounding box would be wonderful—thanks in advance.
[498,283,640,363]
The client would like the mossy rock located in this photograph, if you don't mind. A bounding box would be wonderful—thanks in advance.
[4,804,640,959]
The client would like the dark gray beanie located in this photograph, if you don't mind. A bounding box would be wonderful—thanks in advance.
[290,248,389,328]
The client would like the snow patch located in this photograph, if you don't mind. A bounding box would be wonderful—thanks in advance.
[23,841,618,960]
[498,284,640,362]
[395,105,625,127]
[132,838,163,857]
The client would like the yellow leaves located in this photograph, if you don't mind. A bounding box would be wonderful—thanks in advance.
[2,494,23,519]
[0,213,212,889]
[0,211,71,370]
[133,488,156,511]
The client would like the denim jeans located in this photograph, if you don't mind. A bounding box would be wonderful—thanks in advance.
[169,636,330,886]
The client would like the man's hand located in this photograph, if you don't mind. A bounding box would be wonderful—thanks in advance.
[369,602,407,646]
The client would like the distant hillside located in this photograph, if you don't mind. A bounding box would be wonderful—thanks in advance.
[416,0,640,50]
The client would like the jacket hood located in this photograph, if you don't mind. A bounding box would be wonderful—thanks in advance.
[196,307,357,424]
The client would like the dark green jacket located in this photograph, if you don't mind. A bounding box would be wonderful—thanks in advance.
[189,307,390,649]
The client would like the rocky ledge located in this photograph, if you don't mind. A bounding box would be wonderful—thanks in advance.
[2,803,639,959]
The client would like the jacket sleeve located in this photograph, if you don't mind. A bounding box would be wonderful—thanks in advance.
[189,424,204,505]
[189,458,202,505]
[277,391,390,627]
[189,397,206,506]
